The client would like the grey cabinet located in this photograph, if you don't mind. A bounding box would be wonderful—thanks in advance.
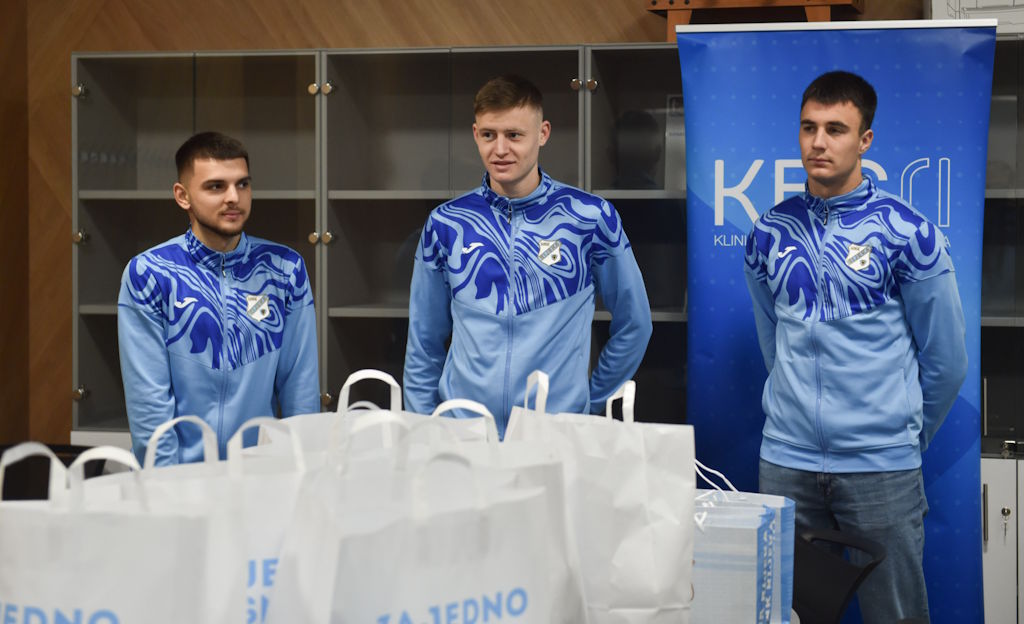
[983,35,1024,446]
[70,44,687,436]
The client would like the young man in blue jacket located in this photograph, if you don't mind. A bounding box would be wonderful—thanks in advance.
[118,132,320,465]
[403,75,653,436]
[744,71,968,622]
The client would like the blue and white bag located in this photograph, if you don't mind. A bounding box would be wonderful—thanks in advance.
[692,502,776,624]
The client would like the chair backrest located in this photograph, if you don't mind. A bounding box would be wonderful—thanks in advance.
[792,528,886,624]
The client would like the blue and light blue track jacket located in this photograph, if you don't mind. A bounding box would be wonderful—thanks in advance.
[118,229,320,465]
[404,171,653,436]
[744,178,968,473]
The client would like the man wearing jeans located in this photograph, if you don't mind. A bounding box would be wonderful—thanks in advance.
[743,71,968,622]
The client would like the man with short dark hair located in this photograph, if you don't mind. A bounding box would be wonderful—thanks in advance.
[118,131,319,465]
[403,75,652,435]
[744,70,968,621]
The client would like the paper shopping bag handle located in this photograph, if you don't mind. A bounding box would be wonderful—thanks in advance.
[412,450,487,518]
[395,415,468,471]
[605,380,636,423]
[228,416,307,476]
[338,369,401,414]
[328,410,414,472]
[0,442,68,502]
[67,446,143,509]
[144,415,219,469]
[523,370,549,414]
[430,399,500,443]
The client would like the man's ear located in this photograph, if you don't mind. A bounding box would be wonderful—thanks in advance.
[538,120,551,147]
[859,128,874,156]
[173,182,191,211]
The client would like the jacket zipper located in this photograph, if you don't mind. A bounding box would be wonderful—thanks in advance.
[503,202,516,428]
[217,254,228,452]
[812,205,832,471]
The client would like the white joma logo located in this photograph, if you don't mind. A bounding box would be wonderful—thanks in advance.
[174,297,197,309]
[777,246,797,259]
[462,242,484,254]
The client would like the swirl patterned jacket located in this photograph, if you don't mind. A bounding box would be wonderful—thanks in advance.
[118,229,320,464]
[744,177,968,473]
[404,171,653,436]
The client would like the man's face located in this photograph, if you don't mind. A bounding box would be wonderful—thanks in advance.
[173,157,252,251]
[799,99,873,198]
[473,105,550,198]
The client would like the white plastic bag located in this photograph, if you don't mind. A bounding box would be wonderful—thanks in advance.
[82,415,308,623]
[692,502,776,624]
[505,372,696,623]
[0,442,243,623]
[266,404,586,623]
[695,488,794,624]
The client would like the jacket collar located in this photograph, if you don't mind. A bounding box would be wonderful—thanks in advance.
[185,228,250,273]
[804,177,874,221]
[480,168,554,216]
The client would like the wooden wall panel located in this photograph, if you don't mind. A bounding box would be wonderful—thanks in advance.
[25,0,922,444]
[0,0,28,444]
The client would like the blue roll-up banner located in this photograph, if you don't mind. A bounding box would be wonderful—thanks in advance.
[677,20,995,622]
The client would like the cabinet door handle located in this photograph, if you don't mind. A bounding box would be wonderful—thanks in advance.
[585,78,599,91]
[307,232,320,245]
[71,83,87,98]
[72,386,90,401]
[570,78,582,91]
[72,230,88,244]
[320,392,332,407]
[321,231,334,245]
[306,82,320,96]
[982,483,988,543]
[320,81,335,96]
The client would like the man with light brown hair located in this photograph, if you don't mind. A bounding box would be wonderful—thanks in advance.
[404,75,653,436]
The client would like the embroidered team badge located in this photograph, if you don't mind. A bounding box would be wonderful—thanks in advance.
[245,294,270,322]
[845,244,872,271]
[538,240,561,266]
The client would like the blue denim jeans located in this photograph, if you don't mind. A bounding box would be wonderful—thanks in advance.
[759,459,930,623]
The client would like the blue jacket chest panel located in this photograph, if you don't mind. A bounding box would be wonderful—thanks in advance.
[422,179,627,316]
[748,186,949,322]
[123,232,309,371]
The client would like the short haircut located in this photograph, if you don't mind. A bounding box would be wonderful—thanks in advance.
[473,75,543,117]
[801,71,877,133]
[175,131,249,179]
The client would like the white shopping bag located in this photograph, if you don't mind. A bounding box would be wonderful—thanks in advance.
[505,372,696,623]
[695,483,795,624]
[83,415,308,623]
[691,502,777,624]
[256,369,489,455]
[0,442,243,623]
[266,406,586,624]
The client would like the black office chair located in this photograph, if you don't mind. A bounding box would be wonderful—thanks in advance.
[793,528,887,624]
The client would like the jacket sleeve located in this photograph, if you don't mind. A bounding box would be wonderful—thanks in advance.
[588,202,653,410]
[118,260,179,465]
[900,272,968,451]
[743,223,778,372]
[895,223,968,451]
[403,242,453,415]
[275,257,321,417]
